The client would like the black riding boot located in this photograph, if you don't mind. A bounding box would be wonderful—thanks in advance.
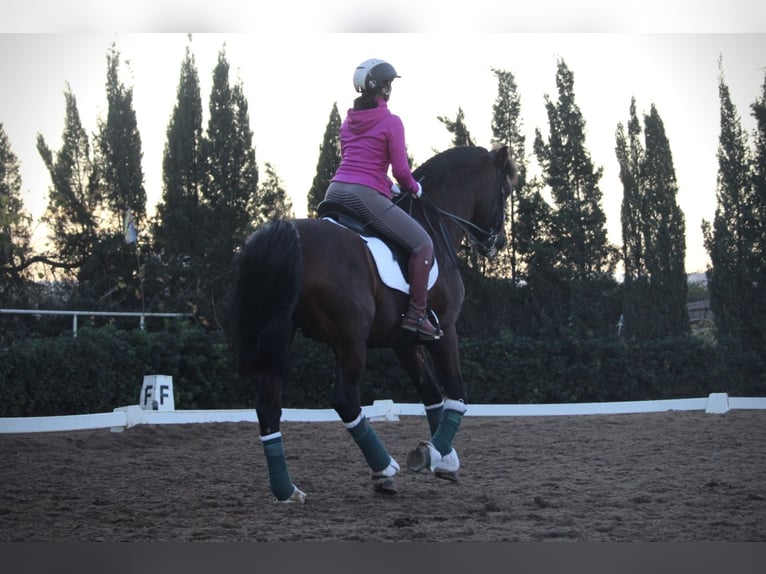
[402,245,442,341]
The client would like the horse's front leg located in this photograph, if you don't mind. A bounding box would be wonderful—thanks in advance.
[332,343,401,494]
[393,343,446,438]
[405,328,465,481]
[256,373,306,503]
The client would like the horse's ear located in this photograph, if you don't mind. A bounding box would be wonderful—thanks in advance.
[508,157,519,187]
[494,146,519,186]
[493,145,509,168]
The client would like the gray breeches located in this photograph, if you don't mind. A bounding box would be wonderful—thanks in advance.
[325,182,432,252]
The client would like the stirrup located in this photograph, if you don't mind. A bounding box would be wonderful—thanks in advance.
[402,311,443,341]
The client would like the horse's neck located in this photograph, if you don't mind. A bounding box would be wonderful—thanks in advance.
[417,193,469,267]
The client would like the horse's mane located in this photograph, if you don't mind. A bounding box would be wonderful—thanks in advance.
[412,146,490,189]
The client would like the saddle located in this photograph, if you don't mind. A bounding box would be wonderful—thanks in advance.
[316,199,438,294]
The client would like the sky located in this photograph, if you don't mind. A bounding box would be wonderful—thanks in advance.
[1,7,765,275]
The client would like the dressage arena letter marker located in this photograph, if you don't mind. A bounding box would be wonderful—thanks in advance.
[139,375,175,411]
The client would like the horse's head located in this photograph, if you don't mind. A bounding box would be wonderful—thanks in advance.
[410,145,518,260]
[472,145,517,259]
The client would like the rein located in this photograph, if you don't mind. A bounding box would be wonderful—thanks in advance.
[410,192,461,268]
[397,168,507,263]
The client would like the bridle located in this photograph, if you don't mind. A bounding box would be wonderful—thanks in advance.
[402,165,510,263]
[452,166,508,258]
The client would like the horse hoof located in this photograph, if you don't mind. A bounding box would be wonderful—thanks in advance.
[373,476,398,494]
[276,485,306,504]
[434,469,459,482]
[406,442,432,472]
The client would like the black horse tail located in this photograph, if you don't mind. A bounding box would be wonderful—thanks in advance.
[232,219,303,378]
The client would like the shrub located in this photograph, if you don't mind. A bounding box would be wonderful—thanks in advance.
[1,326,763,418]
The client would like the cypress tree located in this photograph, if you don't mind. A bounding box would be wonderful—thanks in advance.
[641,104,689,336]
[489,67,528,282]
[231,81,260,228]
[617,100,689,339]
[153,41,204,263]
[257,162,294,223]
[749,72,766,358]
[37,85,100,279]
[515,175,559,337]
[98,42,146,229]
[703,63,764,357]
[532,58,618,337]
[199,45,260,321]
[307,102,341,218]
[615,97,646,338]
[151,40,204,309]
[438,107,474,147]
[534,59,616,281]
[0,123,32,295]
[95,42,147,309]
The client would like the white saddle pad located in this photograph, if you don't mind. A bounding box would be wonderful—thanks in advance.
[323,218,438,294]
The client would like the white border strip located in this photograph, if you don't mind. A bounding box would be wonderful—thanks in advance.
[1,395,765,434]
[0,411,127,433]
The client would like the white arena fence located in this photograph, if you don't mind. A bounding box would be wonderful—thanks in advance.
[0,308,193,336]
[2,393,766,435]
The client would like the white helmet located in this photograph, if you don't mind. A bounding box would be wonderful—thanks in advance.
[353,58,400,94]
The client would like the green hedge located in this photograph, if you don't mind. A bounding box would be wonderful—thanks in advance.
[216,331,766,407]
[457,334,766,404]
[0,324,241,417]
[1,326,764,417]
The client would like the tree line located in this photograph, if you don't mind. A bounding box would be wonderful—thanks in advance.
[1,41,764,370]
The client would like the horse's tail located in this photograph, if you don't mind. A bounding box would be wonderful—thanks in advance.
[232,219,303,378]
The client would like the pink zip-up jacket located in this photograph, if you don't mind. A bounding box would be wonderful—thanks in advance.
[331,97,419,199]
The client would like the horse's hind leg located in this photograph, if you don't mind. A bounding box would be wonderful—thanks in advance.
[256,373,306,503]
[332,343,400,494]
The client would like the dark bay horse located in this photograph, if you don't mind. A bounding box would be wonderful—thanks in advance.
[231,145,517,502]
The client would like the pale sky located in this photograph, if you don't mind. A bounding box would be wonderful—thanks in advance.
[1,31,765,274]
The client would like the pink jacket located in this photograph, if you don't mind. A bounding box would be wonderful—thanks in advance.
[331,98,419,199]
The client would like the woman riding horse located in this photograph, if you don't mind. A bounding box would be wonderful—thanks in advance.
[231,61,517,503]
[325,58,442,341]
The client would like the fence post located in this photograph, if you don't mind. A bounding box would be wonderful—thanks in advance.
[705,393,730,414]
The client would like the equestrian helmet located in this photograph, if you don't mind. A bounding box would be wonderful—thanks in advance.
[353,58,400,93]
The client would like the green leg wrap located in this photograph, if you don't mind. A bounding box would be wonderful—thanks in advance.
[431,407,464,456]
[261,434,296,501]
[425,402,444,437]
[346,414,391,472]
